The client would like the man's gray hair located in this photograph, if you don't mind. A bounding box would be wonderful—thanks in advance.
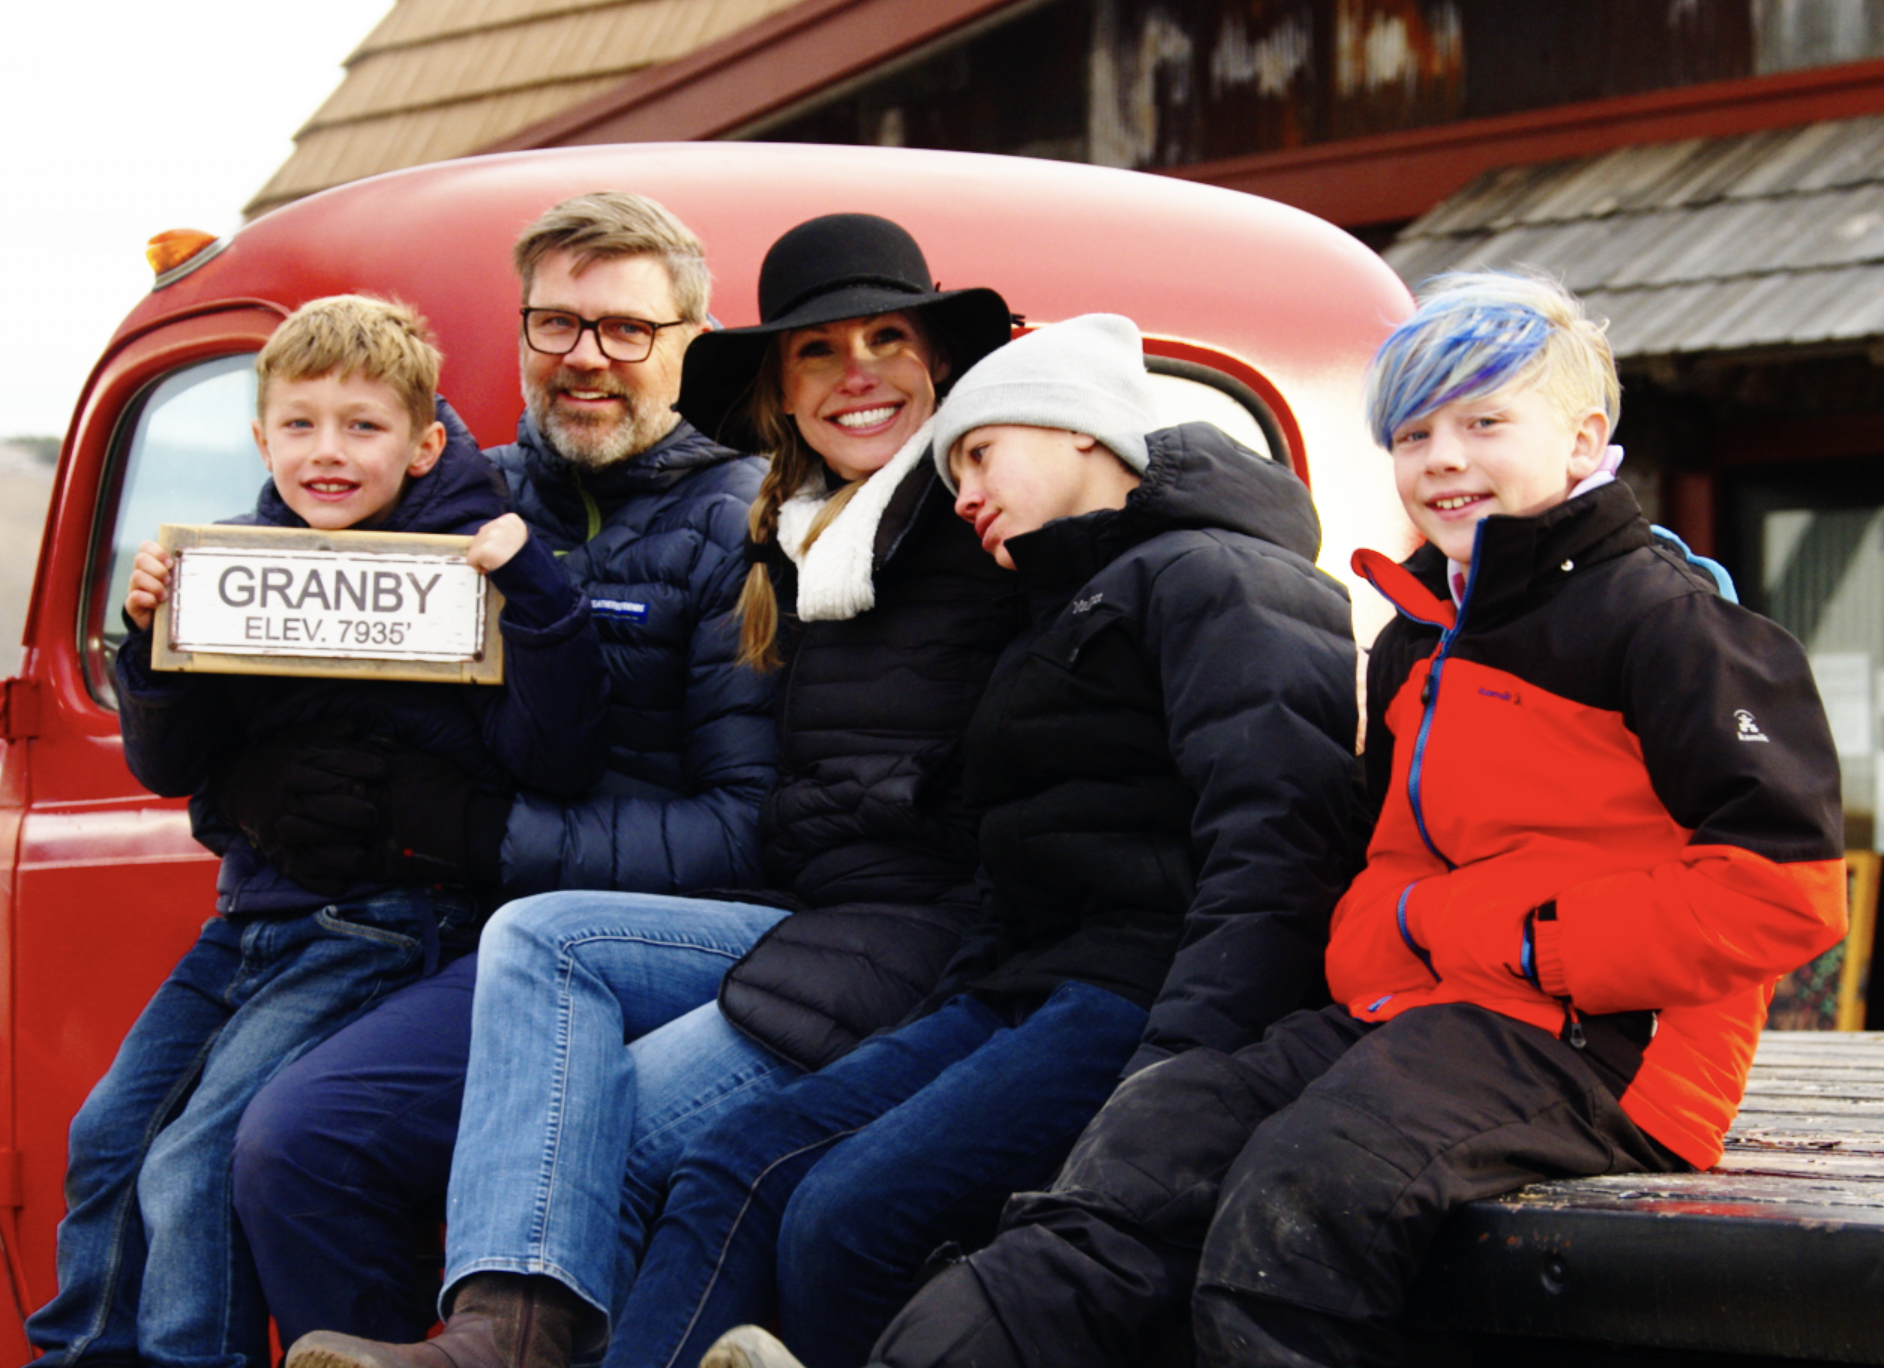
[513,191,711,323]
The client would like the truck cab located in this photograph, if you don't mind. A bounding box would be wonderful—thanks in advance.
[0,141,1414,1360]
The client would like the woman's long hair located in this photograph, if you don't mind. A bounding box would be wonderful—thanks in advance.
[735,317,947,670]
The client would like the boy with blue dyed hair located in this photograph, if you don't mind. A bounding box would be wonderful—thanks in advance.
[846,272,1847,1368]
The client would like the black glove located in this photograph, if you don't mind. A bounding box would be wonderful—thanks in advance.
[213,724,510,894]
[370,747,511,890]
[212,722,389,895]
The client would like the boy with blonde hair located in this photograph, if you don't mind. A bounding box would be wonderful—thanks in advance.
[26,295,605,1368]
[847,273,1848,1368]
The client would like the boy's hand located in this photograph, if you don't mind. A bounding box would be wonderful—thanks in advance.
[125,542,174,632]
[467,514,529,574]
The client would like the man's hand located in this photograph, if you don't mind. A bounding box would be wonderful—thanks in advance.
[125,541,173,632]
[468,514,530,575]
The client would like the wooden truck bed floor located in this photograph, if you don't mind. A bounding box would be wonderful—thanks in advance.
[1407,1031,1884,1367]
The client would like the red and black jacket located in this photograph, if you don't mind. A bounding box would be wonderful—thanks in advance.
[1337,481,1845,1167]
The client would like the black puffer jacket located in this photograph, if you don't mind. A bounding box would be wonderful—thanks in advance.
[954,423,1362,1075]
[718,459,1021,1070]
[487,415,778,896]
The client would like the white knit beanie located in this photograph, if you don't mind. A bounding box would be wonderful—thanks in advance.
[932,313,1155,492]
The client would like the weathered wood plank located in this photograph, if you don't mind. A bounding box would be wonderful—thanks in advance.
[1496,1172,1884,1211]
[1715,1148,1884,1178]
[1730,1115,1884,1136]
[1742,1077,1884,1095]
[1733,1094,1884,1113]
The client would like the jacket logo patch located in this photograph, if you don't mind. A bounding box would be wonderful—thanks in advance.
[590,598,649,622]
[1477,686,1517,702]
[1735,709,1770,743]
[1071,593,1104,615]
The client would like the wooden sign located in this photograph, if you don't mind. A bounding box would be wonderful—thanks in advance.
[151,524,504,684]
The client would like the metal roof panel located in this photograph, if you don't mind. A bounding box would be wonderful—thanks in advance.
[1386,115,1884,358]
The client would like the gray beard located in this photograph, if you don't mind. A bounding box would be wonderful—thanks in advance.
[524,375,678,469]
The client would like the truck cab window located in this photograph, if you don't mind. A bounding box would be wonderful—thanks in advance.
[86,354,265,706]
[1144,357,1286,469]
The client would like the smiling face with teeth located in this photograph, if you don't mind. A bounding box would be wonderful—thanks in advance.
[252,372,448,530]
[778,312,943,481]
[1390,380,1609,566]
[520,249,699,468]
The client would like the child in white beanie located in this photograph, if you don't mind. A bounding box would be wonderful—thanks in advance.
[930,313,1153,568]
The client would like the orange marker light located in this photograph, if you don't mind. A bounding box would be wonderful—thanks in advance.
[146,229,219,276]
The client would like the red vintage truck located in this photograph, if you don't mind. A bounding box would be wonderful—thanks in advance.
[0,141,1415,1364]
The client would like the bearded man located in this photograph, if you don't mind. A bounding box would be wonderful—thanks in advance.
[219,192,777,1351]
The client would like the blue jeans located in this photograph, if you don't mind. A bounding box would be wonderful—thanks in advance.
[233,956,480,1348]
[438,893,797,1341]
[231,893,797,1350]
[26,888,468,1368]
[608,982,1151,1368]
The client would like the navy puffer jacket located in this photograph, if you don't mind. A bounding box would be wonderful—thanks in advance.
[116,402,607,915]
[487,414,777,895]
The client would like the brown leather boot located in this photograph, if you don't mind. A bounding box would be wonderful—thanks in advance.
[286,1273,586,1368]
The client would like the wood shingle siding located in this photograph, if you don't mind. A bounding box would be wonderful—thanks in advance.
[246,0,802,218]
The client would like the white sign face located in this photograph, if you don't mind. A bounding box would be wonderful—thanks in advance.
[168,546,487,663]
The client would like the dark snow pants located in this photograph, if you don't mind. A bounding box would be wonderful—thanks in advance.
[870,1002,1687,1368]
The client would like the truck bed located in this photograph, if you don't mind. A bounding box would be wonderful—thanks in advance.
[1406,1031,1884,1366]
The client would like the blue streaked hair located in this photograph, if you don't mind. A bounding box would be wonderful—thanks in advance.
[1365,271,1620,450]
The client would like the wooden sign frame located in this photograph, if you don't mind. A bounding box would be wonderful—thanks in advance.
[150,524,505,684]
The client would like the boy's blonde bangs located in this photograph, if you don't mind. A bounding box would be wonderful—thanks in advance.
[1510,284,1621,433]
[256,295,443,438]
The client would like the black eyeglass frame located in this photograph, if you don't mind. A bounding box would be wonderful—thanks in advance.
[518,308,689,363]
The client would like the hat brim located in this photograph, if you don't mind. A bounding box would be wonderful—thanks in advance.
[677,284,1013,453]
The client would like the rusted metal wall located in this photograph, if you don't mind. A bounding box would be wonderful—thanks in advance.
[754,0,1884,169]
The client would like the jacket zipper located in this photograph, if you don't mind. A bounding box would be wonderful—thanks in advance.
[573,469,603,544]
[1561,1000,1586,1049]
[1404,538,1484,873]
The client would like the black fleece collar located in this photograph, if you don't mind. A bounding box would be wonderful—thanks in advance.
[1428,481,1653,630]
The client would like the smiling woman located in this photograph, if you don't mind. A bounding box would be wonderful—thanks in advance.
[674,212,1011,667]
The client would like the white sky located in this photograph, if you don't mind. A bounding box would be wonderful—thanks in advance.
[0,0,398,440]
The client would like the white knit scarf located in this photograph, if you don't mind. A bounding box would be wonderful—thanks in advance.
[774,420,935,622]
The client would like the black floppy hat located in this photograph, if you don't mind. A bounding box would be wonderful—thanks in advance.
[677,213,1014,451]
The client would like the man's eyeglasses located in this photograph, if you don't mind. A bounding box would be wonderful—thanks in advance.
[520,308,688,363]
